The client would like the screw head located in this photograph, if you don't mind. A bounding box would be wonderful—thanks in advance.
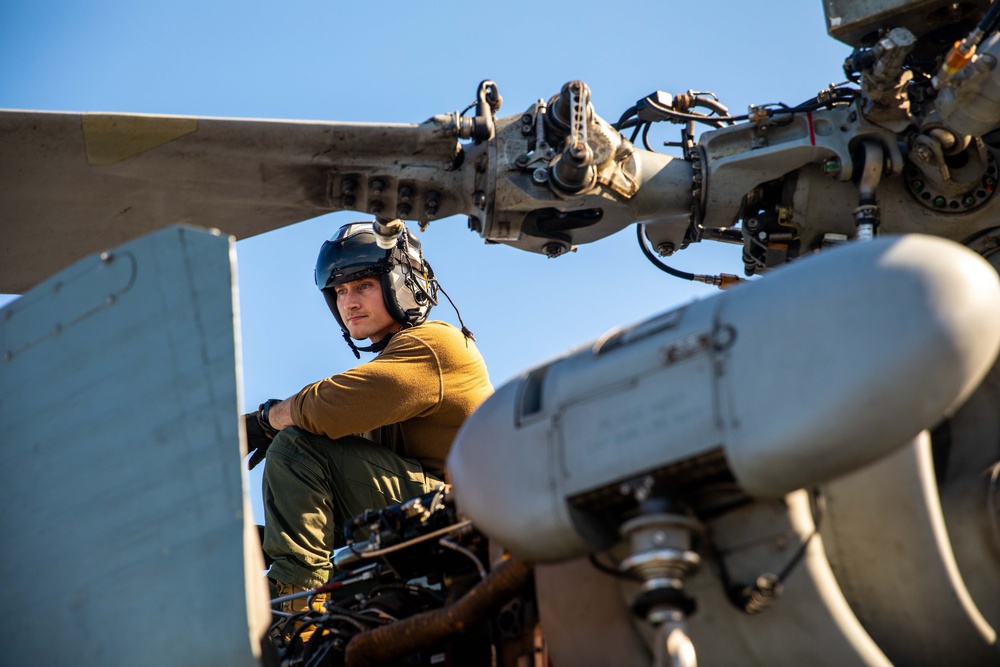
[656,242,675,256]
[913,145,933,165]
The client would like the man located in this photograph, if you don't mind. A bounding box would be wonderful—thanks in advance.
[244,221,492,608]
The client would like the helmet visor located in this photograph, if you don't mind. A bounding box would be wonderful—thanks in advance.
[315,224,391,289]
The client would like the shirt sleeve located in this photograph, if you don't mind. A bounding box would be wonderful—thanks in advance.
[288,332,444,440]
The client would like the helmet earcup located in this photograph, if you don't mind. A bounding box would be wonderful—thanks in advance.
[379,271,411,325]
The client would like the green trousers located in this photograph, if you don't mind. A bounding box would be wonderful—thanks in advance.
[262,426,442,589]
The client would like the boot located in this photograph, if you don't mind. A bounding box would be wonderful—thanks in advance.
[270,579,330,644]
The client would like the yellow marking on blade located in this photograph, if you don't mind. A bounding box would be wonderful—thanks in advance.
[82,114,198,166]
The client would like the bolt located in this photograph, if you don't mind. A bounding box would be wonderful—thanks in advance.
[911,179,924,195]
[962,195,976,208]
[467,216,482,233]
[474,190,487,209]
[397,203,412,216]
[656,242,675,256]
[933,196,947,208]
[100,252,112,263]
[745,217,761,232]
[634,482,651,502]
[369,201,383,215]
[520,114,533,135]
[342,178,357,195]
[341,194,356,208]
[823,158,841,176]
[425,190,440,216]
[370,179,385,196]
[532,168,548,184]
[568,141,589,161]
[912,144,933,165]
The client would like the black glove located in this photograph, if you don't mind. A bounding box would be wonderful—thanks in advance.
[245,399,281,470]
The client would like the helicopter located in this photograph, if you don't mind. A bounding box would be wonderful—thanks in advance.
[2,0,1000,665]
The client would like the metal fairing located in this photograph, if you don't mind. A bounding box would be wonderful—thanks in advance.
[452,235,1000,665]
[0,226,270,666]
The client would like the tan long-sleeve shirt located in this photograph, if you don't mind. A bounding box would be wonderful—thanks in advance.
[289,320,493,477]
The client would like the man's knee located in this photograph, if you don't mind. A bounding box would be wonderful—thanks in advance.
[266,427,334,478]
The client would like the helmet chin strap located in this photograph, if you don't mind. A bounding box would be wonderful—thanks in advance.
[341,325,408,359]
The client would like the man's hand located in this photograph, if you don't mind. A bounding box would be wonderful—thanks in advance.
[244,399,281,470]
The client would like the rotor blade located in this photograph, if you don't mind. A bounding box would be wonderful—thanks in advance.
[0,110,462,293]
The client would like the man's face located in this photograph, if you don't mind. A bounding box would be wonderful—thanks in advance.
[335,276,400,343]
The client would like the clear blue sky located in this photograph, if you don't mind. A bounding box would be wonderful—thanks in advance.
[0,0,850,522]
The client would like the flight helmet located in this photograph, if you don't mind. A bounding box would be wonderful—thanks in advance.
[315,221,438,356]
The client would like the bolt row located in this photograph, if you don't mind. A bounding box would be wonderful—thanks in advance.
[338,176,441,218]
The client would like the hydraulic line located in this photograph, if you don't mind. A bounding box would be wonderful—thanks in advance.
[439,535,487,579]
[934,1,1000,88]
[615,93,856,132]
[637,224,743,289]
[351,519,473,559]
[344,556,534,667]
